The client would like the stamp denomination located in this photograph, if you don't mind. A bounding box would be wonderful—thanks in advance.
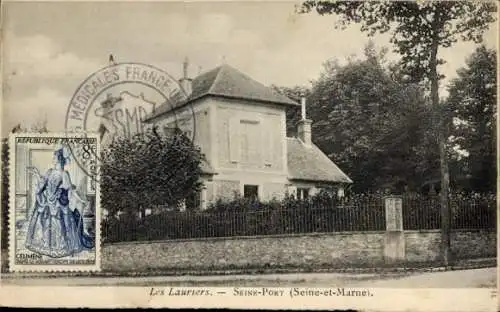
[8,133,101,272]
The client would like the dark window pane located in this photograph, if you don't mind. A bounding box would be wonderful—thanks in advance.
[244,185,259,200]
[186,191,201,211]
[298,188,310,200]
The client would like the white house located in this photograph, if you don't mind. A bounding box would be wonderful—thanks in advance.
[144,60,352,209]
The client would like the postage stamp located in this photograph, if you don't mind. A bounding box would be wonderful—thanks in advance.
[8,133,101,272]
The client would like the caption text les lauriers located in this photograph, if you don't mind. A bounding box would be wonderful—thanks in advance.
[149,287,374,298]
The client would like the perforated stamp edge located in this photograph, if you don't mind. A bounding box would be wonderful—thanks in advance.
[7,132,102,272]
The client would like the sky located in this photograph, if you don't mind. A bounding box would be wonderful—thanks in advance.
[1,1,498,135]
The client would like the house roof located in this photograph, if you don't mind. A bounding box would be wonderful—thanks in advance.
[146,64,299,121]
[286,137,353,184]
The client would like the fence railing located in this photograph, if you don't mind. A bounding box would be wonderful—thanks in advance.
[103,200,386,243]
[103,194,496,243]
[402,195,496,230]
[403,196,441,230]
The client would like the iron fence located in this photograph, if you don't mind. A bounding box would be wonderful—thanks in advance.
[103,198,386,243]
[103,193,496,243]
[402,194,496,230]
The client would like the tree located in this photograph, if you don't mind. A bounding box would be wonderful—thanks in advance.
[305,43,433,192]
[448,46,497,192]
[300,0,496,266]
[276,43,437,192]
[100,126,203,219]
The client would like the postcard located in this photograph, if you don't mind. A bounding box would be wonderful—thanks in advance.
[0,0,497,310]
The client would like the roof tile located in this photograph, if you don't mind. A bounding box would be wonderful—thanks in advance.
[147,64,298,120]
[206,64,299,106]
[287,137,352,183]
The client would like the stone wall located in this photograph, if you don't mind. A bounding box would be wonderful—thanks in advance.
[405,230,442,262]
[102,229,496,272]
[103,232,386,272]
[405,229,496,263]
[451,229,497,259]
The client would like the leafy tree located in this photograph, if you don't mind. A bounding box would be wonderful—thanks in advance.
[100,126,203,219]
[305,43,433,192]
[448,46,497,192]
[300,0,497,265]
[274,43,437,192]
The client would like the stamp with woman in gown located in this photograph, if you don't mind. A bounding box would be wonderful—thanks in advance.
[8,133,101,272]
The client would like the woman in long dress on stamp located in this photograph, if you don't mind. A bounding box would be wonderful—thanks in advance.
[25,147,94,258]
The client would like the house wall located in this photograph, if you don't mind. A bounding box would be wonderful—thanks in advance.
[149,97,291,203]
[286,181,324,199]
[214,179,240,201]
[149,99,213,164]
[147,97,338,203]
[263,182,288,201]
[214,98,287,173]
[210,98,289,201]
[211,171,289,201]
[102,229,496,272]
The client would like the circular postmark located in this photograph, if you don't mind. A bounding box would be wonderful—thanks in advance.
[64,62,197,182]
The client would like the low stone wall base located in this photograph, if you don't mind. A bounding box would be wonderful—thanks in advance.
[102,229,496,272]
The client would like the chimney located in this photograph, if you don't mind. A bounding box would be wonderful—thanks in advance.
[179,57,192,96]
[297,97,312,146]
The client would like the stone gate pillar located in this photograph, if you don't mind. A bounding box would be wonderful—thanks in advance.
[384,196,405,263]
[200,187,208,210]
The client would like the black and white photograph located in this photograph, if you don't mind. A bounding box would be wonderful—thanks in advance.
[0,0,498,310]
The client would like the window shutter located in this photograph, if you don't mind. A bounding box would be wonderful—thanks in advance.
[229,117,240,162]
[268,121,274,165]
[261,119,272,165]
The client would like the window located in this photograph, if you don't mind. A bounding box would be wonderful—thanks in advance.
[243,185,259,200]
[239,120,260,165]
[186,190,201,211]
[337,187,345,198]
[297,188,310,200]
